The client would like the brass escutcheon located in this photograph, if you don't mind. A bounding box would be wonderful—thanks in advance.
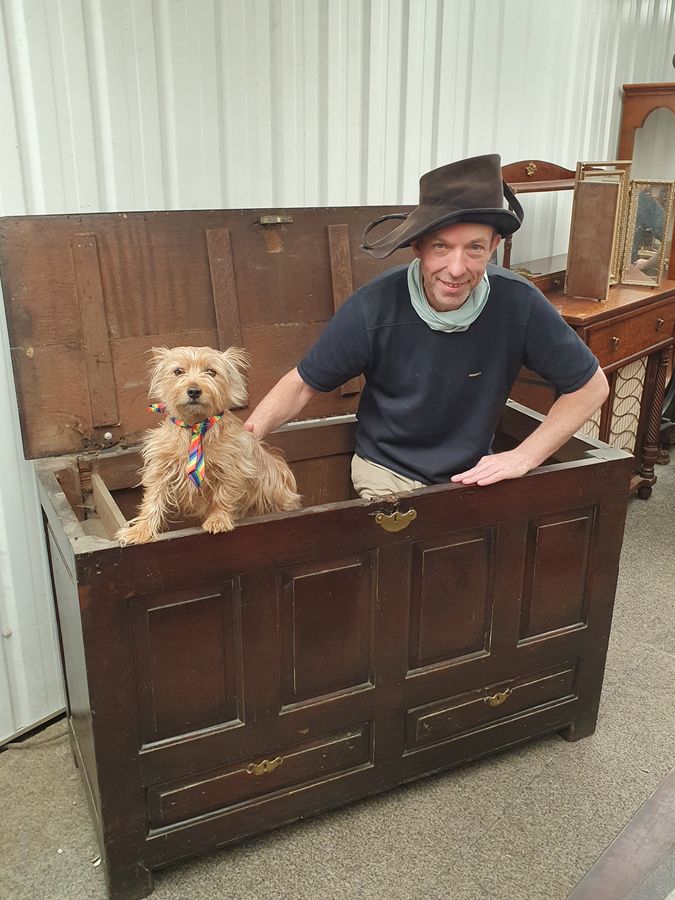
[375,508,417,532]
[246,756,283,776]
[484,689,512,708]
[656,317,665,331]
[610,336,621,350]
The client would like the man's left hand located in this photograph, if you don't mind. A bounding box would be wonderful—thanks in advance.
[450,449,534,486]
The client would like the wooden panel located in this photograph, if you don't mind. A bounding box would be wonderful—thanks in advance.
[565,181,620,302]
[290,454,353,507]
[206,228,243,349]
[328,224,361,398]
[10,345,92,458]
[131,583,243,743]
[406,663,577,750]
[408,529,495,671]
[519,508,595,641]
[0,208,412,458]
[90,472,126,538]
[71,234,119,426]
[279,553,375,706]
[147,723,371,827]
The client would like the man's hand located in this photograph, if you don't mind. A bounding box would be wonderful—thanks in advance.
[242,368,319,441]
[242,420,260,438]
[451,368,609,488]
[450,448,533,486]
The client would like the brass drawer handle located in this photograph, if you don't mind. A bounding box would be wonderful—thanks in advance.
[375,508,417,532]
[484,689,512,708]
[656,317,665,331]
[610,336,621,350]
[246,756,283,776]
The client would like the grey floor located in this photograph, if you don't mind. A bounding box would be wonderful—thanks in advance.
[2,463,674,900]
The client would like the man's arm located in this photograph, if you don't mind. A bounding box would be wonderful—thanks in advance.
[450,367,609,486]
[243,368,319,440]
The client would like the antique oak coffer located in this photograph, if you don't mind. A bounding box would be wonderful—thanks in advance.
[0,209,632,899]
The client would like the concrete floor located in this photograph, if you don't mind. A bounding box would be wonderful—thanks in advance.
[1,462,674,900]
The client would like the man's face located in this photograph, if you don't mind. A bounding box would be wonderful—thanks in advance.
[412,223,501,312]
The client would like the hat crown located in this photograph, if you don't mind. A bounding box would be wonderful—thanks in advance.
[361,153,523,259]
[418,154,505,211]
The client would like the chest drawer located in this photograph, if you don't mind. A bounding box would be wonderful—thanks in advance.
[405,662,577,751]
[586,303,675,368]
[147,723,371,828]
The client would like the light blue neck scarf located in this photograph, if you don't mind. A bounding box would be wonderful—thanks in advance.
[407,258,490,332]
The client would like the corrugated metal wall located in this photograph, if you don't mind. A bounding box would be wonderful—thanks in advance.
[1,0,674,743]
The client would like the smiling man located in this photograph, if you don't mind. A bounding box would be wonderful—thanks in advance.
[244,154,609,498]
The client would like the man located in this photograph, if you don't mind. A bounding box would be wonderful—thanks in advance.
[244,154,608,497]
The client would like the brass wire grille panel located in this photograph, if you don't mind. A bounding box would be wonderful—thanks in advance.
[608,357,647,454]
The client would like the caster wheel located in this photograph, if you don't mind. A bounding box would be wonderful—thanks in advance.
[637,485,652,500]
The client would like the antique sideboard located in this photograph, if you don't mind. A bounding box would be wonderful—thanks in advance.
[511,280,675,499]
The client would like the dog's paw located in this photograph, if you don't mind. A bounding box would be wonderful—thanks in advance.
[202,513,235,534]
[117,522,157,545]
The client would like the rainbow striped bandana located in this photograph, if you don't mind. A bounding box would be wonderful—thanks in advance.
[149,403,224,488]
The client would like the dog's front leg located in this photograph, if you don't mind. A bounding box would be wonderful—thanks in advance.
[117,477,172,545]
[201,483,239,534]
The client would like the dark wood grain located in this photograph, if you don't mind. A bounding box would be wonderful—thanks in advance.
[206,228,243,350]
[328,223,361,397]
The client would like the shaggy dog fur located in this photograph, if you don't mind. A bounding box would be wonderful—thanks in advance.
[117,346,300,545]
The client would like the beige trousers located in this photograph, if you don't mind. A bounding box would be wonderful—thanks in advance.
[351,454,427,500]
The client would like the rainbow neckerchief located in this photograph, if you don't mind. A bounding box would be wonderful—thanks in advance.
[149,403,224,488]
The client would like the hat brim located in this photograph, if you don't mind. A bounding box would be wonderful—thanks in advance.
[362,207,522,259]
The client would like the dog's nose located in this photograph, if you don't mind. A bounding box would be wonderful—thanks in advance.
[187,387,202,401]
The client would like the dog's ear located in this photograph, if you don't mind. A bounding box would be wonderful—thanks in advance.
[147,346,171,399]
[220,347,251,409]
[149,346,171,367]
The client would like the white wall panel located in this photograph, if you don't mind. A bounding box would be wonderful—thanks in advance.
[1,0,674,741]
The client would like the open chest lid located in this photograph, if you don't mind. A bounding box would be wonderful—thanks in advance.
[0,207,413,459]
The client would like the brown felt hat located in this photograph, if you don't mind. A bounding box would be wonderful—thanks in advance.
[361,154,524,259]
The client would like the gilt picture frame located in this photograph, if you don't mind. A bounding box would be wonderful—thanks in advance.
[620,179,675,287]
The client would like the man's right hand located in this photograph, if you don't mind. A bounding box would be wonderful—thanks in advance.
[241,368,319,441]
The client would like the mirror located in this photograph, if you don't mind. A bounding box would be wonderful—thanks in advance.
[631,108,675,180]
[621,180,675,286]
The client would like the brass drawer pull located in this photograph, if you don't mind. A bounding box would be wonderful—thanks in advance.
[375,508,417,532]
[656,317,665,331]
[484,689,512,708]
[246,756,283,776]
[610,336,621,350]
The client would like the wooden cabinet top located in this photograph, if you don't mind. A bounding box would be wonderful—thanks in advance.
[544,280,675,326]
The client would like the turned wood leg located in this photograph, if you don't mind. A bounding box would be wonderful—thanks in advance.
[637,347,670,498]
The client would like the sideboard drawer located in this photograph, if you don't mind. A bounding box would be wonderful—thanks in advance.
[587,304,675,368]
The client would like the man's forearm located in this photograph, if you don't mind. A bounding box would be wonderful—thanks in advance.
[516,367,610,469]
[244,368,319,439]
[451,367,609,486]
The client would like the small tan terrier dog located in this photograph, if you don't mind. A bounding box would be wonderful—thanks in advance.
[117,346,300,545]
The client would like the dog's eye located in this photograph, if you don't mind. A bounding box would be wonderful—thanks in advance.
[173,368,185,376]
[205,368,217,377]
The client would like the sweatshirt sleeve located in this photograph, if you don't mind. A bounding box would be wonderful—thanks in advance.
[297,292,370,392]
[523,291,599,393]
